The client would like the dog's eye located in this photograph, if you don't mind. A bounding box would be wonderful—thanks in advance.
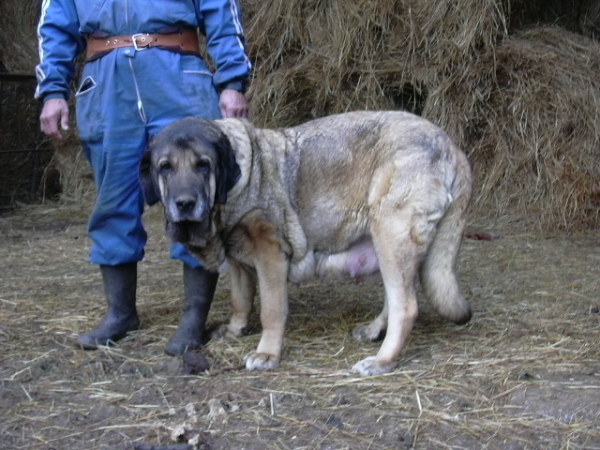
[159,161,173,173]
[195,160,210,172]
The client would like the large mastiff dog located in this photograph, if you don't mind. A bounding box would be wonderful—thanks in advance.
[140,111,473,376]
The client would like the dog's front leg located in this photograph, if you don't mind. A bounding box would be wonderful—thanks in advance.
[212,261,256,340]
[243,233,289,371]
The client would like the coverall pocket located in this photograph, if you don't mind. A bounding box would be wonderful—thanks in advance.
[179,56,220,118]
[180,56,213,92]
[75,76,97,97]
[75,76,103,141]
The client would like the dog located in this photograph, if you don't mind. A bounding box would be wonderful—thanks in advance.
[140,111,473,376]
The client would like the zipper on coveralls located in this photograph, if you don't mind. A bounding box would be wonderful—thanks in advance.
[127,58,148,124]
[123,0,147,124]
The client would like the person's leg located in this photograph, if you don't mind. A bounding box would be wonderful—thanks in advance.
[76,134,149,348]
[76,263,140,349]
[74,54,148,349]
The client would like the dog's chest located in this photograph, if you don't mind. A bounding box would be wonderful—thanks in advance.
[187,236,226,272]
[222,226,257,267]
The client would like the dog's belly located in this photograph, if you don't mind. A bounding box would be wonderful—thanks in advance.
[288,237,380,283]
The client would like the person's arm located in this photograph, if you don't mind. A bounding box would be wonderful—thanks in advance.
[35,0,85,138]
[197,0,252,118]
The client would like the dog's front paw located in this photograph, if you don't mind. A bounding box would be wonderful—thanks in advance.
[352,356,397,376]
[352,324,384,342]
[211,324,242,341]
[244,351,280,371]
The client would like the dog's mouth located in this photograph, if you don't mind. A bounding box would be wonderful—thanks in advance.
[166,219,211,246]
[165,198,208,224]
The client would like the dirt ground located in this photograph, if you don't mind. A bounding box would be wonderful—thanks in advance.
[0,205,599,450]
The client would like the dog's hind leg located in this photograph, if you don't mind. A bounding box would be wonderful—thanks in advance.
[212,261,256,340]
[352,294,387,342]
[352,212,426,376]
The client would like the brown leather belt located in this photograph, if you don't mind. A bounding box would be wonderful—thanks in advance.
[85,28,200,61]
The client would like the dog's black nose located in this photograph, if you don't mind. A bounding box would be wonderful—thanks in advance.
[175,196,196,213]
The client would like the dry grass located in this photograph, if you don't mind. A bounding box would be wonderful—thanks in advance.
[0,1,39,73]
[245,0,507,126]
[3,0,599,230]
[424,27,600,231]
[44,1,600,232]
[242,0,600,232]
[1,205,599,449]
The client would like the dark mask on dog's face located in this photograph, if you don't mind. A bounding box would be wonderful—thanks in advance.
[139,117,241,246]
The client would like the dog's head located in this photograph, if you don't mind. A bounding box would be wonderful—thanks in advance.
[139,117,241,245]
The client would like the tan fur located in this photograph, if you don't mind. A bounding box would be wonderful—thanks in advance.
[143,111,473,376]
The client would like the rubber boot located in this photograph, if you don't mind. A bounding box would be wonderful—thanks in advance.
[164,264,218,356]
[76,263,140,349]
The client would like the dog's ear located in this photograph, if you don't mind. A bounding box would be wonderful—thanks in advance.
[214,133,241,204]
[139,149,161,206]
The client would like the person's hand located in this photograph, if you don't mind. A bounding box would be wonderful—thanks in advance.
[219,89,249,118]
[40,98,70,140]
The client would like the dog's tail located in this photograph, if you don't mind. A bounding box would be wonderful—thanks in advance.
[420,147,473,325]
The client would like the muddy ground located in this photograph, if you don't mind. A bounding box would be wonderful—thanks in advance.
[0,205,599,450]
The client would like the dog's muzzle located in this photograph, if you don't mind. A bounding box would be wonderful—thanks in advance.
[166,192,209,223]
[174,194,197,215]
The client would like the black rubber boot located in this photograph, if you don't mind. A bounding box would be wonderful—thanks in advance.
[164,264,218,356]
[76,263,140,350]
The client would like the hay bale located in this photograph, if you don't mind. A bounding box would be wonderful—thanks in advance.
[244,1,599,230]
[244,0,507,127]
[2,0,598,230]
[508,0,600,37]
[424,27,600,230]
[0,1,39,73]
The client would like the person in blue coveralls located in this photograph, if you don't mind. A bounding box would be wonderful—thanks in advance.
[36,0,251,356]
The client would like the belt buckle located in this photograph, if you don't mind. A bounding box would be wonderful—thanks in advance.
[132,33,151,51]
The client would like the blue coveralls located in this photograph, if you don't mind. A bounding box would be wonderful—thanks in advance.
[35,0,251,267]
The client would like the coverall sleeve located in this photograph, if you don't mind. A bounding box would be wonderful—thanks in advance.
[35,0,85,101]
[196,0,252,90]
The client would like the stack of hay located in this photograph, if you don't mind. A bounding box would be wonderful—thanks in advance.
[2,0,598,230]
[244,0,600,231]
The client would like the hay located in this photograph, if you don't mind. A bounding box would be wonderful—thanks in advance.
[425,27,600,230]
[2,2,600,447]
[2,0,600,230]
[245,0,507,126]
[243,1,600,231]
[0,1,39,73]
[508,0,600,36]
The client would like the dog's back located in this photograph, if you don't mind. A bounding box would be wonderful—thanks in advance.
[281,111,468,251]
